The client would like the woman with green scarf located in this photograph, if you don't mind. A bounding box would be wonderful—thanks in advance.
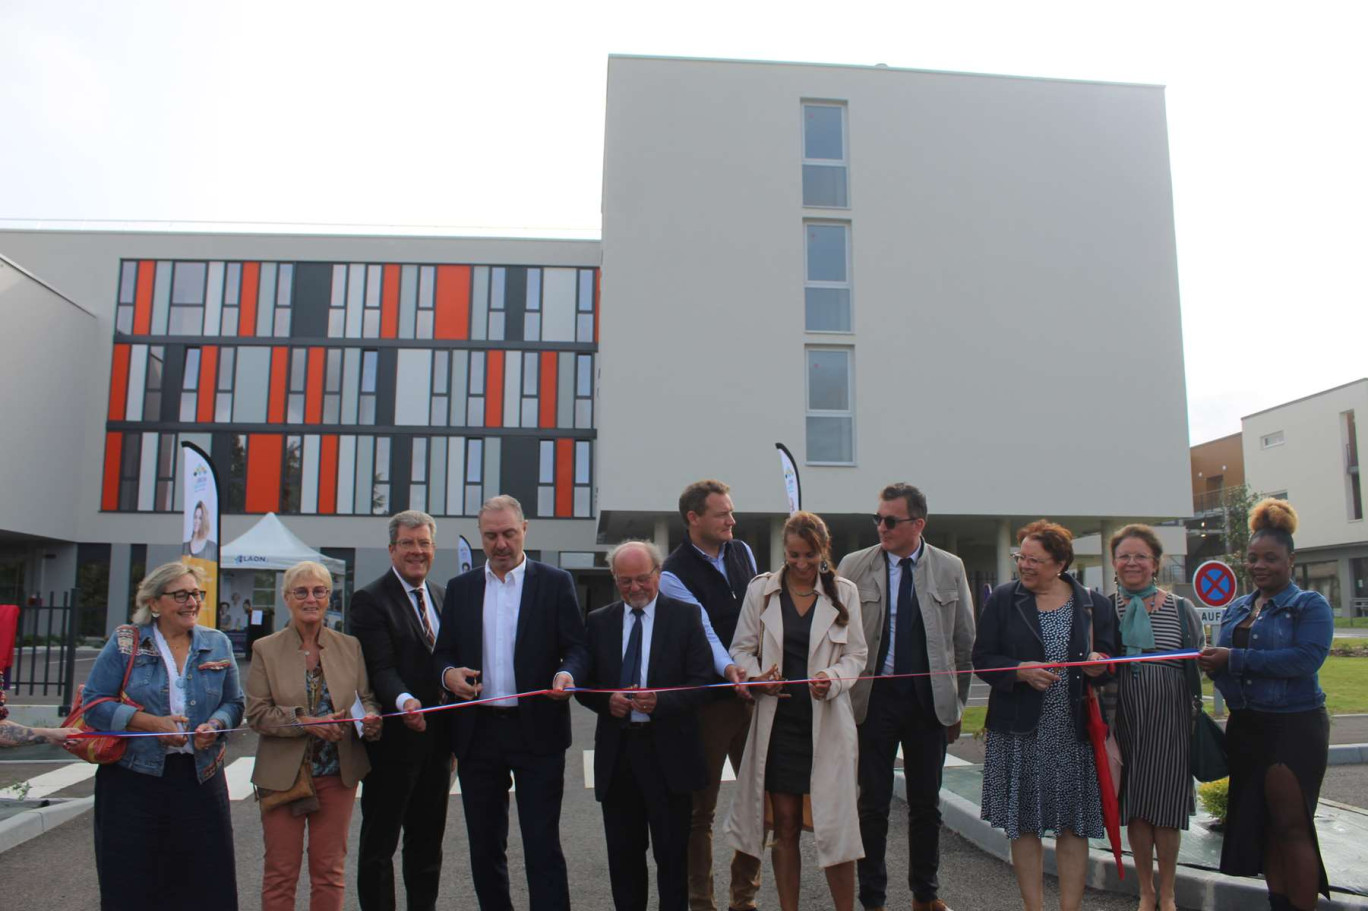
[1109,525,1203,911]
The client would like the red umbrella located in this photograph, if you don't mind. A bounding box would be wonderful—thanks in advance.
[1084,682,1125,879]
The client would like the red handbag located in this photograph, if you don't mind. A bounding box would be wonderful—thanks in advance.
[62,626,144,764]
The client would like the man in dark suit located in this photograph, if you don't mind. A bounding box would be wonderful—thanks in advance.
[577,540,713,911]
[433,494,588,911]
[350,510,452,911]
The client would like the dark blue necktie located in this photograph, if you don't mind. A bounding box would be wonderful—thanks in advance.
[893,557,915,689]
[621,607,644,689]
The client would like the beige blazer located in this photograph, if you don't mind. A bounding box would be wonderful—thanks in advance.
[246,624,382,790]
[837,542,975,726]
[723,572,867,868]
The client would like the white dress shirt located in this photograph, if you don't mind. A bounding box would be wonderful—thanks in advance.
[621,597,657,723]
[482,557,527,707]
[881,540,925,676]
[152,626,194,754]
[392,567,441,712]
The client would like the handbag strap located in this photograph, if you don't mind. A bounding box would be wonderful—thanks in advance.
[1177,599,1204,704]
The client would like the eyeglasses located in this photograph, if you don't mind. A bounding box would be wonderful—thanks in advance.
[615,574,658,589]
[872,514,920,530]
[290,587,332,601]
[1114,554,1154,565]
[161,589,207,603]
[1011,553,1051,568]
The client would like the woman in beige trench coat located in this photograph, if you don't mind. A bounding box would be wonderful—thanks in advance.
[725,511,867,911]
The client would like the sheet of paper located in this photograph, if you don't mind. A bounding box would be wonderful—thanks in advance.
[350,693,366,736]
[250,610,264,625]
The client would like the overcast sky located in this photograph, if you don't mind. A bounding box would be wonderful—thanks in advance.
[2,1,1364,445]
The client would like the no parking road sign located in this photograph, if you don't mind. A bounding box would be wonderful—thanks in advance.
[1193,560,1239,610]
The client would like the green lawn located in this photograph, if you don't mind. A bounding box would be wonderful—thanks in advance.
[961,706,986,735]
[1334,616,1368,628]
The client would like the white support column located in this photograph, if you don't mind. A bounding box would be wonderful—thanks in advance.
[770,516,786,576]
[996,519,1013,587]
[1099,520,1117,596]
[653,516,670,555]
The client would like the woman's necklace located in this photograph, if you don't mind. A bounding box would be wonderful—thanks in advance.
[788,583,817,597]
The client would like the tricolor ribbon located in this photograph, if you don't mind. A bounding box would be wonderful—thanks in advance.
[72,648,1201,739]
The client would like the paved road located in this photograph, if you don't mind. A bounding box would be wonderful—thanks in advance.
[3,688,1145,910]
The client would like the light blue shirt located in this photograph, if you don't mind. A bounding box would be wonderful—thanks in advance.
[658,539,758,677]
[882,540,925,676]
[621,597,656,722]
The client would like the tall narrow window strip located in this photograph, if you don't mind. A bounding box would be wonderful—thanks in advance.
[802,103,849,208]
[805,347,855,464]
[804,222,852,332]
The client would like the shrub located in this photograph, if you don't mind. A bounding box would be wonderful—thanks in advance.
[1197,777,1229,822]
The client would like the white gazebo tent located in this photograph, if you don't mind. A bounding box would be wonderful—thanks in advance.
[220,513,345,633]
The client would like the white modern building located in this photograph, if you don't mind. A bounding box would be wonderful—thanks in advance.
[1243,378,1368,616]
[0,54,1197,644]
[598,56,1191,588]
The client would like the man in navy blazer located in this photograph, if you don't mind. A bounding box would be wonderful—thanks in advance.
[576,540,713,911]
[433,494,588,911]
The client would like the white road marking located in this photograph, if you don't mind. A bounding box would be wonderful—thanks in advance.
[583,750,595,791]
[223,757,255,800]
[0,761,97,799]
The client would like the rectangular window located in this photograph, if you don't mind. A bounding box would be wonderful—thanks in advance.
[119,433,142,510]
[1344,410,1363,521]
[416,265,436,340]
[363,265,382,338]
[281,435,303,512]
[116,261,137,334]
[359,349,378,425]
[1261,430,1285,449]
[154,433,177,511]
[465,438,484,515]
[273,264,294,337]
[802,102,848,208]
[168,262,207,335]
[180,348,201,421]
[574,354,593,428]
[287,348,307,424]
[806,347,854,464]
[328,264,347,337]
[215,348,236,421]
[574,440,592,517]
[222,263,242,336]
[537,439,555,517]
[144,346,165,419]
[323,349,342,423]
[805,222,851,332]
[411,437,429,513]
[431,350,450,426]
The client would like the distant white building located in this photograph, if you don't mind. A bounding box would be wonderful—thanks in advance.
[1243,378,1368,616]
[598,55,1191,591]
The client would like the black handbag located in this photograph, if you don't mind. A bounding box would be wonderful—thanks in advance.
[1180,600,1229,782]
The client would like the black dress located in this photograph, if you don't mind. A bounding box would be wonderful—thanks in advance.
[765,589,815,795]
[1222,625,1331,897]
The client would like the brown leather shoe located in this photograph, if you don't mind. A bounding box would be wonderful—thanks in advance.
[912,901,952,911]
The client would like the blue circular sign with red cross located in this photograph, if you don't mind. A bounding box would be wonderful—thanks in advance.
[1193,560,1238,608]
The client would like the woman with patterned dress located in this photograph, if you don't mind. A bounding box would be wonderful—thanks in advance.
[1109,524,1203,911]
[246,561,383,911]
[1199,500,1333,911]
[972,520,1118,911]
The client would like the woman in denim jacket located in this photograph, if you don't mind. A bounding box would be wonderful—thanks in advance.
[83,561,244,911]
[1199,500,1333,911]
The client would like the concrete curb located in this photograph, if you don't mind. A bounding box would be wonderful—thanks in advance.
[895,774,1368,910]
[0,796,94,854]
[1328,743,1368,765]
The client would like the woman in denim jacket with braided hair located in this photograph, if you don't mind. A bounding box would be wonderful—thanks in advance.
[83,561,243,911]
[1199,499,1333,911]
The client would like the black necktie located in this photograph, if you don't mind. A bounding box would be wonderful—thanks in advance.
[893,557,915,686]
[621,607,644,689]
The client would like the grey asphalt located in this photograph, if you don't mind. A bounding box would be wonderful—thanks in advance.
[2,686,1144,910]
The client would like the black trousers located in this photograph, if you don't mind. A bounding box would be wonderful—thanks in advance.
[94,755,237,911]
[358,727,453,911]
[458,708,571,911]
[601,727,692,911]
[857,686,947,907]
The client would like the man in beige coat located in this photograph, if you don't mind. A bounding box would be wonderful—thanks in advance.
[837,483,974,911]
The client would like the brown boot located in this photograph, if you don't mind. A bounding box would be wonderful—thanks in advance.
[912,901,952,911]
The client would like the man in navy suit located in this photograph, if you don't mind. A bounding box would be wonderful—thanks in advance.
[433,494,588,911]
[577,540,713,911]
[350,510,451,911]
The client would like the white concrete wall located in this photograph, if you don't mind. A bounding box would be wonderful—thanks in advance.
[0,258,100,541]
[1243,379,1368,550]
[599,56,1190,520]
